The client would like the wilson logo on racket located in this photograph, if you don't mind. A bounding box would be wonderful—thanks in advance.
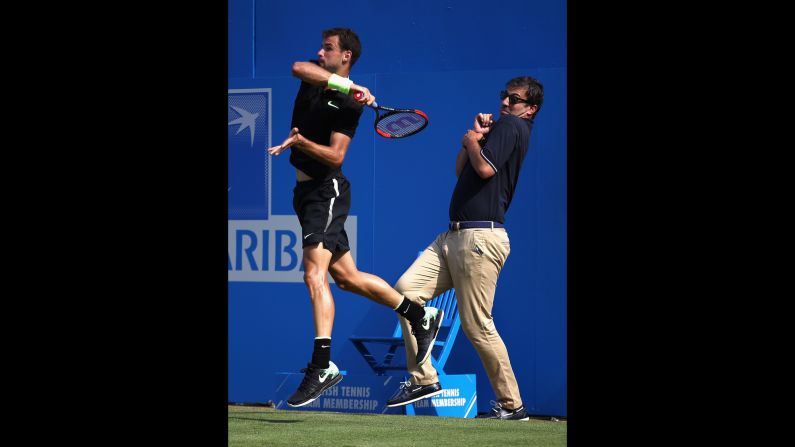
[354,92,429,138]
[384,115,423,132]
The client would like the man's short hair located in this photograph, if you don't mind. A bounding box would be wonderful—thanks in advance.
[322,28,362,68]
[507,76,544,121]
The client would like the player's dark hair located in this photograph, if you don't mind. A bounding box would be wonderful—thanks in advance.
[507,76,544,121]
[322,28,362,68]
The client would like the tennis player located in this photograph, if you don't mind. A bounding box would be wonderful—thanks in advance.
[267,27,442,407]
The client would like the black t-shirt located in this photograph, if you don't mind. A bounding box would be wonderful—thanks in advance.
[289,66,363,179]
[448,114,533,224]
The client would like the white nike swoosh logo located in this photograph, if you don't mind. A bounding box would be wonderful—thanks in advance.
[304,233,315,239]
[327,101,339,109]
[318,372,329,383]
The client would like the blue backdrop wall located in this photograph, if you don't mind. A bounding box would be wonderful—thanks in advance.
[228,0,566,417]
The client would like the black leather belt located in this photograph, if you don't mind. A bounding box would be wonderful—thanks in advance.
[449,221,505,231]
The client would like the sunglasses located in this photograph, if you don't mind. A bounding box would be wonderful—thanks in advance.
[500,90,532,105]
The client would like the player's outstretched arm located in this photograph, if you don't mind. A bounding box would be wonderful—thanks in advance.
[291,62,374,105]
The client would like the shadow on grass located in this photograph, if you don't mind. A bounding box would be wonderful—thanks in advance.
[228,416,301,424]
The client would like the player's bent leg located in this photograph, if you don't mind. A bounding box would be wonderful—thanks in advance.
[329,250,402,308]
[330,250,442,367]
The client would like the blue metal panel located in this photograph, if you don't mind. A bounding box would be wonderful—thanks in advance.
[248,0,566,77]
[228,0,254,79]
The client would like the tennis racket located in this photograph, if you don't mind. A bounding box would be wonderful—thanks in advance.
[354,92,428,138]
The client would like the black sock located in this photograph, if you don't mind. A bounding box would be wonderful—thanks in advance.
[312,337,331,369]
[394,297,425,325]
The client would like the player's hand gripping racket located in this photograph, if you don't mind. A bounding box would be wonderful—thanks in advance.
[354,92,428,138]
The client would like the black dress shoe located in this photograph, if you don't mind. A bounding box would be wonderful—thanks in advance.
[475,401,530,420]
[386,380,443,407]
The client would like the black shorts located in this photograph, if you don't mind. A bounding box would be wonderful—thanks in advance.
[292,173,351,253]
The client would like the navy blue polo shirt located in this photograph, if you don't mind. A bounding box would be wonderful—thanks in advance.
[448,114,533,224]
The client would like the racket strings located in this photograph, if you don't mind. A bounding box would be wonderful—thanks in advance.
[376,112,427,137]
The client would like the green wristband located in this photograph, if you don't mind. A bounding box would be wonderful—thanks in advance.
[328,73,353,94]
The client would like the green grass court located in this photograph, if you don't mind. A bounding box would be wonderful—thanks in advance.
[228,405,567,447]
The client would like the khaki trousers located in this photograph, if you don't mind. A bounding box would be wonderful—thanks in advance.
[394,227,523,409]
